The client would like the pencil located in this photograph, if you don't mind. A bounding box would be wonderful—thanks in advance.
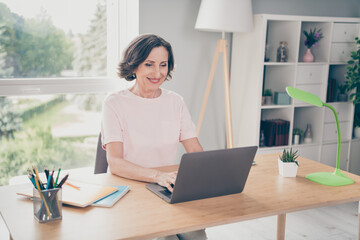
[33,166,44,190]
[57,173,69,188]
[45,174,52,190]
[28,175,37,189]
[50,169,55,188]
[55,168,61,187]
[65,181,80,190]
[44,167,49,180]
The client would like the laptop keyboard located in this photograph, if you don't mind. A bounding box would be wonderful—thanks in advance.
[160,189,172,198]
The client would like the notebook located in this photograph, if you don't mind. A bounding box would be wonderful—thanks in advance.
[17,180,118,208]
[92,185,130,207]
[146,146,258,204]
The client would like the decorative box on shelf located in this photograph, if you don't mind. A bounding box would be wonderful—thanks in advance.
[274,92,291,105]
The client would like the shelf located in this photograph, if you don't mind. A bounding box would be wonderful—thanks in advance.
[231,14,360,172]
[296,82,324,86]
[291,142,320,147]
[294,103,317,107]
[264,62,296,66]
[329,62,348,65]
[261,104,291,109]
[322,140,351,145]
[259,146,289,151]
[297,62,328,65]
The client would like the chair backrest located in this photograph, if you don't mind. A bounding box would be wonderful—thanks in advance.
[94,133,108,174]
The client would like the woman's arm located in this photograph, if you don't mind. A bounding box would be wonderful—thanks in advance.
[182,137,203,153]
[106,142,177,192]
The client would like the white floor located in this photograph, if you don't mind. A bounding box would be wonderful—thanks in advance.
[206,202,358,240]
[0,202,357,240]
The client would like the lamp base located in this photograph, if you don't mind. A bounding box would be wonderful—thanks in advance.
[306,170,354,186]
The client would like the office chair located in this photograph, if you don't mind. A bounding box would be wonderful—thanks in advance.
[94,133,108,174]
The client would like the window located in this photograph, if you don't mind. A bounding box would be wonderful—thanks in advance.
[0,0,138,185]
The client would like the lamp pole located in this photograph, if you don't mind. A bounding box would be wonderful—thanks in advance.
[196,32,233,149]
[323,103,341,172]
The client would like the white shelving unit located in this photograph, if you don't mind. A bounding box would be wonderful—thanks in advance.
[230,14,360,172]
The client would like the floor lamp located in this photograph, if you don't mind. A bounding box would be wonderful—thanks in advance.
[195,0,253,148]
[286,86,354,186]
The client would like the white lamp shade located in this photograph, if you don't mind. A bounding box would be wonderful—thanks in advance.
[195,0,253,33]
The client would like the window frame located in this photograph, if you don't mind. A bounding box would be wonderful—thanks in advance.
[0,0,139,96]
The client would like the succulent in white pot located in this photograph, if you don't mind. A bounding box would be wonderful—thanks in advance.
[278,148,299,177]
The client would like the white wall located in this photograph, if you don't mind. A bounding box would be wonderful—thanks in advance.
[140,0,230,155]
[139,0,360,157]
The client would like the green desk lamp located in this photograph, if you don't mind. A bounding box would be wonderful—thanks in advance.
[286,86,354,186]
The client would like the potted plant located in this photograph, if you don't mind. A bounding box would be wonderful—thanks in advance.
[292,128,303,145]
[278,148,299,177]
[263,89,272,105]
[345,37,360,137]
[302,28,323,62]
[354,112,360,138]
[337,84,348,102]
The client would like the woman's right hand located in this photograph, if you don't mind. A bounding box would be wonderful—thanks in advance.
[155,171,177,192]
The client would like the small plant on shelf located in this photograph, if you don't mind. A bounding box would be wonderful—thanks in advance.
[279,148,299,166]
[263,89,273,105]
[337,84,348,102]
[292,128,303,145]
[345,37,360,105]
[354,111,360,138]
[293,128,303,136]
[263,89,272,96]
[354,112,360,128]
[303,28,323,49]
[338,84,348,94]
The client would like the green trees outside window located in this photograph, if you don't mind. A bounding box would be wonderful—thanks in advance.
[0,1,107,185]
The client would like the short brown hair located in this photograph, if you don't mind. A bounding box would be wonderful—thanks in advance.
[118,34,175,81]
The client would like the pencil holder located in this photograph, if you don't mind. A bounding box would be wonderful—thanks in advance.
[33,188,62,223]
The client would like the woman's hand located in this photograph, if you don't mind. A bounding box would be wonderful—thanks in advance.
[155,171,177,192]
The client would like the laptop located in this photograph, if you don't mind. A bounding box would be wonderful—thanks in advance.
[146,146,258,204]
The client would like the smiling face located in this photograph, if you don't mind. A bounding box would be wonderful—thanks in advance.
[133,46,169,96]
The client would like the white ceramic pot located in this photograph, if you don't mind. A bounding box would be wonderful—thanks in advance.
[278,159,298,177]
[354,127,360,138]
[265,96,272,105]
[293,134,300,145]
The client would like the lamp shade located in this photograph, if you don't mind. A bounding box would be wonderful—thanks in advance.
[195,0,253,33]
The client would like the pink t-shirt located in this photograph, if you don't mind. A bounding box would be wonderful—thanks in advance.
[101,88,197,168]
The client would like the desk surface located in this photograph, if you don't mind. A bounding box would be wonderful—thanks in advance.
[1,153,360,240]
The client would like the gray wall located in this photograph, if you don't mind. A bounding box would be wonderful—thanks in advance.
[139,0,360,157]
[253,0,360,17]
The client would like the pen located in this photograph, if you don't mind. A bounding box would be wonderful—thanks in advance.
[33,166,44,190]
[28,174,37,189]
[44,167,49,180]
[50,169,55,188]
[65,181,80,190]
[45,174,52,190]
[57,173,69,188]
[55,168,61,187]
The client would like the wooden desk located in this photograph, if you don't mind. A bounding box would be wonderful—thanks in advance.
[1,153,360,240]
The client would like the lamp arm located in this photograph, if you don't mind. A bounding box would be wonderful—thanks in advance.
[323,103,341,171]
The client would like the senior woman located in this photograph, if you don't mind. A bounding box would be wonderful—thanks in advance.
[101,34,207,240]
